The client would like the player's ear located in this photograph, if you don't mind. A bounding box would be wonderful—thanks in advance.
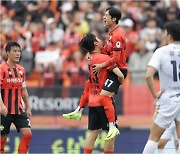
[112,17,116,22]
[94,41,98,47]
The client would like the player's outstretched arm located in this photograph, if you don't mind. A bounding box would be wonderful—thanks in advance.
[62,80,90,121]
[93,51,120,74]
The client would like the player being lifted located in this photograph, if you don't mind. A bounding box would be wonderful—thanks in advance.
[64,33,124,153]
[63,7,127,141]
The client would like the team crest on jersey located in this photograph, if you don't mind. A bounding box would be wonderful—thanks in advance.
[0,125,4,131]
[116,41,121,48]
[19,70,23,75]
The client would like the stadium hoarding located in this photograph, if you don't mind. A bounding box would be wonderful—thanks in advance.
[27,87,123,115]
[5,128,148,153]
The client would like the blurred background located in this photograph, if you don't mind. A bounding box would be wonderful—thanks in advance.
[1,0,180,153]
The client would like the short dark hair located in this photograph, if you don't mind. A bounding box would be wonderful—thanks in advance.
[164,21,180,41]
[106,7,121,24]
[5,42,21,52]
[79,33,97,53]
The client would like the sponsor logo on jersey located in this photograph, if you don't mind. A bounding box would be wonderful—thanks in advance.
[7,78,23,83]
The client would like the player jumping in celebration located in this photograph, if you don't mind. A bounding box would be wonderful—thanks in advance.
[0,42,32,154]
[63,7,127,141]
[92,7,128,140]
[63,33,124,153]
[143,21,180,154]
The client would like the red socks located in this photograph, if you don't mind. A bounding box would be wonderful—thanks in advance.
[104,150,114,154]
[18,133,32,153]
[84,148,92,154]
[1,137,7,154]
[100,95,115,122]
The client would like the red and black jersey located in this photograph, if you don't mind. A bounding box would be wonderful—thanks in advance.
[102,26,127,69]
[0,62,26,114]
[88,53,113,107]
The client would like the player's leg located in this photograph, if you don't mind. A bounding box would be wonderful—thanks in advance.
[143,122,165,154]
[104,138,115,154]
[14,112,32,153]
[101,72,120,140]
[0,115,12,154]
[143,102,179,154]
[175,120,180,152]
[1,134,8,154]
[158,122,175,153]
[84,107,104,153]
[172,121,179,151]
[84,130,100,154]
[100,106,117,153]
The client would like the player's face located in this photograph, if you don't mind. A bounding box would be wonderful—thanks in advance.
[7,46,21,63]
[95,37,103,49]
[103,10,113,28]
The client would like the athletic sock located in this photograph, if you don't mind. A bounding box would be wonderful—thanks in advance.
[75,106,84,113]
[1,138,7,154]
[84,148,92,154]
[143,140,158,154]
[18,133,32,153]
[104,150,114,154]
[109,122,116,129]
[100,95,115,123]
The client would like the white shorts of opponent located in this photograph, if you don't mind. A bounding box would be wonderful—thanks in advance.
[154,91,180,129]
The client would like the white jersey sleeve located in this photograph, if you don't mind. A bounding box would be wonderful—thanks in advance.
[148,49,161,70]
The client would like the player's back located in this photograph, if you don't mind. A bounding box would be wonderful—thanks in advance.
[88,53,111,106]
[156,44,180,92]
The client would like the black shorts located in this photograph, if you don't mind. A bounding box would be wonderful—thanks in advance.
[103,68,128,93]
[0,112,31,135]
[88,100,118,131]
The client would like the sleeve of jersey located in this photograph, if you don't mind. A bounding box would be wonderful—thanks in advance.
[148,49,161,70]
[79,80,90,108]
[104,37,124,67]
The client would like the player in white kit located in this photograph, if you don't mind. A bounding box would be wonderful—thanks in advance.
[143,21,180,154]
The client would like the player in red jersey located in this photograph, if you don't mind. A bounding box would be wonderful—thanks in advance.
[63,33,124,153]
[0,42,32,154]
[64,7,127,141]
[91,7,127,139]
